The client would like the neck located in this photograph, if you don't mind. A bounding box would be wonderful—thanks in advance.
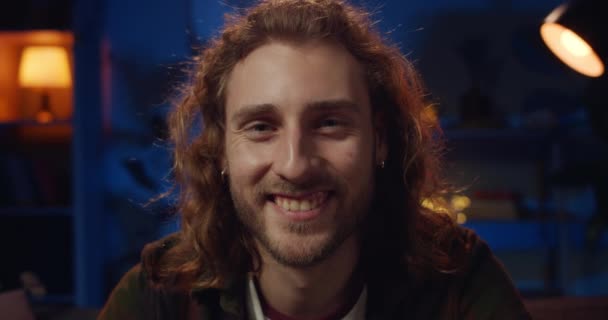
[255,235,361,319]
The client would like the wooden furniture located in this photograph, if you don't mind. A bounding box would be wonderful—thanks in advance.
[525,296,608,320]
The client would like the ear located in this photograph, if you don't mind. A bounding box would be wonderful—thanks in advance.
[373,113,388,166]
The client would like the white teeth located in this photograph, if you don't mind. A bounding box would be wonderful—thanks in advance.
[274,192,326,212]
[289,200,298,211]
[299,200,312,211]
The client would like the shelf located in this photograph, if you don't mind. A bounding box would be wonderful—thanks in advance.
[443,126,594,139]
[464,219,608,251]
[441,128,554,157]
[444,128,550,142]
[442,128,555,159]
[0,206,72,217]
[0,120,73,144]
[0,120,72,128]
[30,294,74,305]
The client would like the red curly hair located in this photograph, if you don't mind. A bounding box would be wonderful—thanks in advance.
[144,0,466,291]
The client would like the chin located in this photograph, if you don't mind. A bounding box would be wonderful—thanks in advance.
[261,226,347,267]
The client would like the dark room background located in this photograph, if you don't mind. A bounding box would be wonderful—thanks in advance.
[1,0,606,313]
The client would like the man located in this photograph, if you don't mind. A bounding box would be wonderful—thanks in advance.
[99,0,531,319]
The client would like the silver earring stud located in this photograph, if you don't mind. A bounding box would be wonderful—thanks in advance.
[380,161,385,169]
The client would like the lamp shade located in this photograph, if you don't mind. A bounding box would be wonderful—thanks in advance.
[18,46,72,88]
[540,0,607,77]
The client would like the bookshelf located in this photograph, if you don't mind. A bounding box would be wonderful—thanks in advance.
[444,126,607,296]
[0,30,74,304]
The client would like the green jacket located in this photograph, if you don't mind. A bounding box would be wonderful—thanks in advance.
[98,228,531,319]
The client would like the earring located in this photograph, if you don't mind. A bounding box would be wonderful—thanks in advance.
[220,169,227,181]
[379,160,385,169]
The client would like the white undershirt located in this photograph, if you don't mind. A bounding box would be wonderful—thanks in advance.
[245,275,367,320]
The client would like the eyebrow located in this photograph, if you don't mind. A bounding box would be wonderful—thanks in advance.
[230,99,362,124]
[230,103,278,125]
[306,99,362,114]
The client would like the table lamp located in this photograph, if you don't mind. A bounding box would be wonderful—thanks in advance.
[18,45,72,123]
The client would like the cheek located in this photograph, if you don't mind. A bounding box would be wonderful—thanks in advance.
[226,137,272,183]
[321,137,374,179]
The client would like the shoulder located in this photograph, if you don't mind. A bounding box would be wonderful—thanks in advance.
[453,226,506,279]
[455,225,490,265]
[451,226,531,319]
[402,226,531,319]
[97,264,153,319]
[98,233,190,320]
[140,232,182,280]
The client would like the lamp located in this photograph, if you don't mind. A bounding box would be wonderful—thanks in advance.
[18,45,72,123]
[541,0,608,265]
[540,0,607,77]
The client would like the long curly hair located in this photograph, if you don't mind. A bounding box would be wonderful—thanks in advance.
[144,0,467,291]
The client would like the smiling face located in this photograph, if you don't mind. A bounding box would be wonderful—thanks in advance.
[224,40,383,268]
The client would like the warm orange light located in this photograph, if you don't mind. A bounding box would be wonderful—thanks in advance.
[456,212,467,224]
[541,23,604,77]
[0,98,11,121]
[560,29,592,57]
[35,109,54,123]
[451,195,471,211]
[18,46,72,88]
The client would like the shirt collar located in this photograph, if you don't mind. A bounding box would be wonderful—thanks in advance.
[245,275,367,320]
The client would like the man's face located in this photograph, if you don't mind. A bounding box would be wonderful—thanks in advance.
[224,40,380,268]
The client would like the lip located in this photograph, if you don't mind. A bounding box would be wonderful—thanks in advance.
[271,191,330,200]
[268,192,331,222]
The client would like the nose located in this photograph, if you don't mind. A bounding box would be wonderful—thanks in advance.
[273,127,320,184]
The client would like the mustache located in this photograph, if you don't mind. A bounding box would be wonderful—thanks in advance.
[255,175,338,196]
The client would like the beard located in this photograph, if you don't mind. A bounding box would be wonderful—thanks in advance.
[229,171,373,268]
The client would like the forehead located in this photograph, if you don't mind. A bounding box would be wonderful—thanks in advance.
[224,40,370,117]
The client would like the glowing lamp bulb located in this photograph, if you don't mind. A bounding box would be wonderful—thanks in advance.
[560,29,592,57]
[541,22,604,77]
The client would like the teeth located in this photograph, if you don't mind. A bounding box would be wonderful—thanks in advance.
[274,192,326,212]
[289,200,298,211]
[299,200,311,211]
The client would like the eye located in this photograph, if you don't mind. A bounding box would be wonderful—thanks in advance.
[317,116,349,131]
[319,118,341,128]
[315,116,352,138]
[249,122,274,132]
[243,121,276,141]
